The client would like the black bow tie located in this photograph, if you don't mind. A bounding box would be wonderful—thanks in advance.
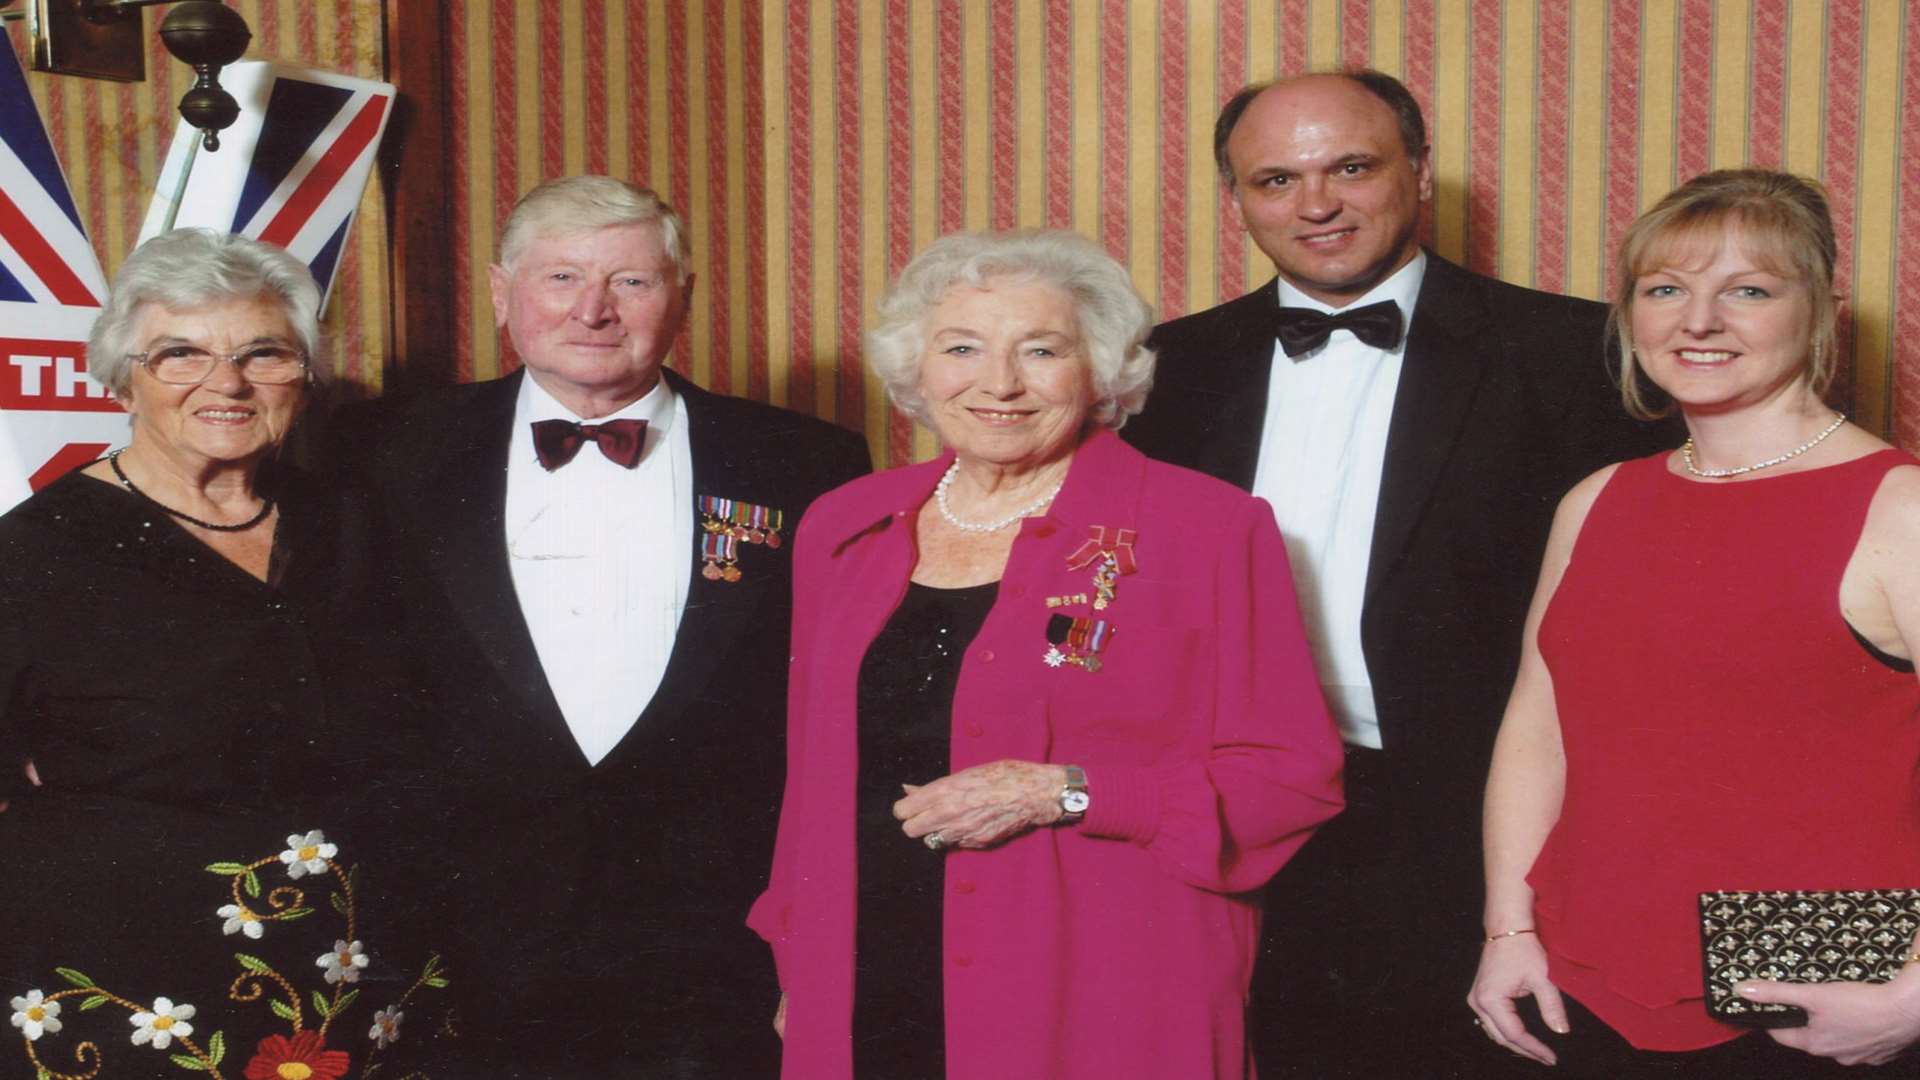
[1274,300,1404,357]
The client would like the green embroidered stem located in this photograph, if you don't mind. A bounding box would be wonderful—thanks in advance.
[22,1033,101,1080]
[215,856,320,932]
[19,986,226,1080]
[356,955,449,1079]
[228,962,303,1032]
[159,1032,224,1078]
[314,859,358,1040]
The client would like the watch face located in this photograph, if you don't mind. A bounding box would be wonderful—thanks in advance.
[1062,790,1091,813]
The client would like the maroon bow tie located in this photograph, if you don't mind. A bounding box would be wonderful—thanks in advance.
[531,418,649,470]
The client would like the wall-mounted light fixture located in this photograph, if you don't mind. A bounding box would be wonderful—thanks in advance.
[3,0,252,150]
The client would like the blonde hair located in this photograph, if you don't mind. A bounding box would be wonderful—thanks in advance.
[498,175,689,283]
[1611,169,1838,420]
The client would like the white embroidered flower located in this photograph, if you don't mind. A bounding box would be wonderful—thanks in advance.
[9,990,61,1041]
[316,939,369,984]
[217,902,266,939]
[129,997,195,1049]
[279,829,337,879]
[368,1005,403,1049]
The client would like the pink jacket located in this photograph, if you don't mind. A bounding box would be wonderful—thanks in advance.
[749,430,1344,1079]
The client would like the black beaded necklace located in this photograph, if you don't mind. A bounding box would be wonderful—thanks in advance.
[108,449,275,532]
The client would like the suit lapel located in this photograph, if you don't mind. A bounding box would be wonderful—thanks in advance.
[604,372,776,763]
[1364,255,1494,605]
[405,371,569,720]
[1180,283,1282,490]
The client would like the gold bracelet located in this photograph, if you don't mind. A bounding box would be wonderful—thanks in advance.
[1484,928,1538,944]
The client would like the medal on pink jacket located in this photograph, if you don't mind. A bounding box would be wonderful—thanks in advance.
[1044,526,1136,671]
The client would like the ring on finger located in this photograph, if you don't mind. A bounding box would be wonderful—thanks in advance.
[925,832,946,852]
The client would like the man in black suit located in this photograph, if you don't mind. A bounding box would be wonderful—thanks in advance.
[339,176,869,1076]
[1123,72,1671,1078]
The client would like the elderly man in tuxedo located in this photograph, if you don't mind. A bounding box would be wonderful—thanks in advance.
[1123,71,1671,1078]
[339,176,869,1076]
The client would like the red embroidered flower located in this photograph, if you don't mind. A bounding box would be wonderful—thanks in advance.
[243,1031,351,1080]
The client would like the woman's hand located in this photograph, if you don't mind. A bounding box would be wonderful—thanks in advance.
[1738,974,1920,1066]
[773,992,787,1040]
[1467,933,1568,1066]
[893,760,1067,850]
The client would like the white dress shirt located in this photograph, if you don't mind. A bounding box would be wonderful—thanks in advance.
[505,373,694,765]
[1251,253,1426,749]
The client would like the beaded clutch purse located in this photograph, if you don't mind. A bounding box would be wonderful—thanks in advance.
[1698,889,1920,1027]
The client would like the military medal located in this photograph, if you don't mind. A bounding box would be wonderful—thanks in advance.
[1044,613,1112,672]
[698,496,788,581]
[700,530,738,581]
[1065,526,1137,610]
[1042,525,1137,672]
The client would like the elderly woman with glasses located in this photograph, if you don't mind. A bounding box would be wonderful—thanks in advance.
[0,229,436,1077]
[751,230,1343,1079]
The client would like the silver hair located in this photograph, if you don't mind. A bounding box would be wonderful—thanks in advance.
[86,228,324,397]
[865,230,1156,429]
[498,175,691,283]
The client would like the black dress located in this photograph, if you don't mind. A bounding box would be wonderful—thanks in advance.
[0,467,440,1079]
[851,580,998,1080]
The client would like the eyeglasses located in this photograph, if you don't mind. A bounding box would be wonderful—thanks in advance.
[129,344,311,386]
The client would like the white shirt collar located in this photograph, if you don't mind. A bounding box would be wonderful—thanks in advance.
[519,371,677,433]
[1274,249,1428,329]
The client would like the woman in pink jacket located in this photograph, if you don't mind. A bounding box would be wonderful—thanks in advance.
[749,230,1344,1078]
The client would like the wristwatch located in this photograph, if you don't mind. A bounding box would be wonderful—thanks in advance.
[1058,765,1089,824]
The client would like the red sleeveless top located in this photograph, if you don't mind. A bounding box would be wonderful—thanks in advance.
[1530,449,1920,1050]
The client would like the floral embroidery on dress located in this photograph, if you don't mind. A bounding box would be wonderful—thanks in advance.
[10,829,449,1079]
[241,1030,350,1080]
[314,942,367,986]
[365,1009,401,1052]
[278,831,338,880]
[9,991,62,1041]
[129,998,196,1050]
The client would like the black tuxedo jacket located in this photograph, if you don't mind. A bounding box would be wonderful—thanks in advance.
[333,368,869,1076]
[1125,253,1672,857]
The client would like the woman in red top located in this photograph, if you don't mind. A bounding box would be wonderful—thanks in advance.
[1468,169,1920,1076]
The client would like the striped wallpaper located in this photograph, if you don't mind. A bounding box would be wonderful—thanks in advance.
[10,2,1918,465]
[4,0,391,391]
[441,0,1920,468]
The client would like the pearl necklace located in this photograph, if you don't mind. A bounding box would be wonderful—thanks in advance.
[1680,412,1847,478]
[934,461,1062,533]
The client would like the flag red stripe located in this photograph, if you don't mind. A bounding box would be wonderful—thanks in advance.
[0,187,100,305]
[257,95,390,248]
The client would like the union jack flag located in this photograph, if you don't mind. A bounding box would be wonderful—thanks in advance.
[0,47,121,513]
[0,49,108,309]
[140,61,394,302]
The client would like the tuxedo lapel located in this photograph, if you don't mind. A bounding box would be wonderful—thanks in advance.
[1364,256,1494,605]
[1165,284,1281,489]
[600,372,784,765]
[402,371,569,721]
